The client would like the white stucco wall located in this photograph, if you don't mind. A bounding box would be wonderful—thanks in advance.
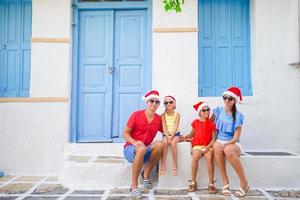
[0,0,71,173]
[153,0,300,153]
[1,0,299,175]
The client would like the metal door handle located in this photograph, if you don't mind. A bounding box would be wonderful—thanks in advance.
[107,66,114,74]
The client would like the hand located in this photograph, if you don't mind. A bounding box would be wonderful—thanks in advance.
[179,135,185,142]
[134,140,145,148]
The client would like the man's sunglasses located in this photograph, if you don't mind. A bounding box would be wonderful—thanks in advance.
[149,99,160,104]
[201,108,211,112]
[223,95,234,101]
[164,101,174,105]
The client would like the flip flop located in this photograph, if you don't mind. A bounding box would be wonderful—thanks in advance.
[222,184,231,196]
[234,186,250,197]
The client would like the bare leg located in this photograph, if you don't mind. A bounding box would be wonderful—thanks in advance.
[213,142,229,186]
[191,150,202,182]
[204,148,214,184]
[224,144,248,190]
[160,137,168,174]
[143,141,164,179]
[171,136,180,175]
[131,146,146,189]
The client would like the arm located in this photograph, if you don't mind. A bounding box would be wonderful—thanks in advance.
[183,128,195,141]
[161,114,169,136]
[224,127,242,146]
[209,112,215,122]
[123,126,145,147]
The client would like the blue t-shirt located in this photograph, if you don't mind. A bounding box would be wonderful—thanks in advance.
[213,107,244,141]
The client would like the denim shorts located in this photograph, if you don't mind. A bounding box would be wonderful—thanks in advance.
[124,144,152,163]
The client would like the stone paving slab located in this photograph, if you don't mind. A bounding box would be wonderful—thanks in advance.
[71,190,105,195]
[32,184,68,195]
[110,188,149,195]
[154,189,188,195]
[0,176,15,183]
[0,197,18,200]
[0,183,34,194]
[267,190,300,198]
[14,176,44,182]
[155,197,192,200]
[106,196,148,200]
[23,196,59,200]
[64,197,102,200]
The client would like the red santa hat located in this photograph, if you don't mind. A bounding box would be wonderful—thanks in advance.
[164,95,176,102]
[142,90,160,102]
[164,95,176,108]
[193,101,209,112]
[223,86,243,103]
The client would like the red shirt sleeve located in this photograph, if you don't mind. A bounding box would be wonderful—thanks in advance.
[191,119,197,129]
[126,112,136,129]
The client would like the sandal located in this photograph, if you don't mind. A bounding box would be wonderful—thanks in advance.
[188,181,198,192]
[208,183,217,194]
[234,186,250,197]
[221,184,231,196]
[141,170,152,189]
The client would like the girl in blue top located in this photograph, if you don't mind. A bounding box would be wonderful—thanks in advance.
[210,87,249,197]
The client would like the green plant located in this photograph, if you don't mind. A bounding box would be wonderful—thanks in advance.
[162,0,184,13]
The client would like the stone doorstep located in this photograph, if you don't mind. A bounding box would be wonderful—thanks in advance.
[14,176,44,182]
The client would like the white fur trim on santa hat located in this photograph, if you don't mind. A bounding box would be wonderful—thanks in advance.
[197,102,209,112]
[223,91,240,103]
[142,94,160,102]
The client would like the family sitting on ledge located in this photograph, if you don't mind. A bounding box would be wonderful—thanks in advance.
[123,87,249,199]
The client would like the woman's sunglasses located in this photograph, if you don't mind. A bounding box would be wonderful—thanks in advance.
[164,101,174,105]
[201,108,211,112]
[223,95,234,101]
[149,99,160,105]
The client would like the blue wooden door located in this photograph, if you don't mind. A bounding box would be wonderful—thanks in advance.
[112,10,147,142]
[0,0,31,97]
[76,10,147,142]
[199,0,251,96]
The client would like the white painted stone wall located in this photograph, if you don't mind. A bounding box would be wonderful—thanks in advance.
[0,0,299,175]
[0,0,71,173]
[153,0,300,154]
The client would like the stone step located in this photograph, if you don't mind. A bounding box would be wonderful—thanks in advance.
[158,142,300,189]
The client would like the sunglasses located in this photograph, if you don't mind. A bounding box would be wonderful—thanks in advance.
[223,95,234,101]
[149,99,160,105]
[201,108,211,112]
[164,101,174,105]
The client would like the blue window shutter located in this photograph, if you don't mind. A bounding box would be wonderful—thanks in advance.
[0,0,31,97]
[199,0,252,97]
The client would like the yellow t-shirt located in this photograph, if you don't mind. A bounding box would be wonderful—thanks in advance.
[164,112,178,133]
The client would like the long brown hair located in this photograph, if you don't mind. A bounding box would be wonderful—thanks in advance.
[232,103,237,121]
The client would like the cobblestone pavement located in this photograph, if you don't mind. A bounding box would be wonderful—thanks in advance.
[0,175,299,200]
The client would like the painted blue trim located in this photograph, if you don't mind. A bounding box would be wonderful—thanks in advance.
[0,170,3,177]
[198,0,252,97]
[70,0,152,143]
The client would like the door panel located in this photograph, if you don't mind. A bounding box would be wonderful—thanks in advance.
[112,10,147,141]
[77,10,113,142]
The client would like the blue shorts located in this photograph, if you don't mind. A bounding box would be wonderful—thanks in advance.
[124,144,152,163]
[163,131,181,137]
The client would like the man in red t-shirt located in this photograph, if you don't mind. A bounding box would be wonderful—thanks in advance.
[123,90,163,198]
